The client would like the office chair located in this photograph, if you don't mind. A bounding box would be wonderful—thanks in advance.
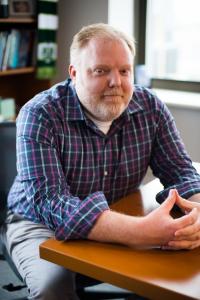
[0,122,17,223]
[0,121,136,299]
[0,121,27,300]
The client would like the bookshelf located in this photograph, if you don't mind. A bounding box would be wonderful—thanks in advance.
[0,17,36,24]
[0,17,51,116]
[0,66,35,76]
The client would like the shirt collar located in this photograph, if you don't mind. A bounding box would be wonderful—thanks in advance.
[65,80,86,121]
[127,93,144,115]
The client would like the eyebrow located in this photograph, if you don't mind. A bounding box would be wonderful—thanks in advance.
[92,64,133,69]
[92,65,109,69]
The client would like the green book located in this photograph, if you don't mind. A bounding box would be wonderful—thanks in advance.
[0,98,16,121]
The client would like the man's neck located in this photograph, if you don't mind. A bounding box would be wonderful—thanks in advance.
[84,111,113,134]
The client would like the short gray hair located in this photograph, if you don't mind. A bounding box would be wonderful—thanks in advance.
[70,23,136,65]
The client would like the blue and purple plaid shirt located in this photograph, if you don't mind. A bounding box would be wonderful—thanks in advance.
[8,79,200,240]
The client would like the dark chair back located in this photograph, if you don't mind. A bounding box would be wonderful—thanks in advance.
[0,122,16,225]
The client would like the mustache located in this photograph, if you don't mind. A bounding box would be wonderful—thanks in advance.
[103,89,123,96]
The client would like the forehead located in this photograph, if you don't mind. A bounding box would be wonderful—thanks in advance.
[80,37,133,65]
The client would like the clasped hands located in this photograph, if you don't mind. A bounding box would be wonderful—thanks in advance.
[145,189,200,250]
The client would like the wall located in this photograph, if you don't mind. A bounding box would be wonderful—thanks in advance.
[154,89,200,162]
[168,106,200,162]
[143,105,200,184]
[54,0,108,83]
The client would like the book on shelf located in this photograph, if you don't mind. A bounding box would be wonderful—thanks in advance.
[0,31,8,69]
[0,29,35,71]
[1,30,12,70]
[8,29,20,69]
[0,97,16,121]
[18,29,34,68]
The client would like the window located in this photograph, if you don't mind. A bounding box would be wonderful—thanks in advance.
[108,0,133,37]
[146,0,200,83]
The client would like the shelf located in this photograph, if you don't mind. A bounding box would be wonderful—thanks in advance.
[0,17,36,24]
[0,14,50,110]
[0,67,35,76]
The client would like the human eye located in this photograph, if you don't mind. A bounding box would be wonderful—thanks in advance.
[93,67,108,76]
[120,67,132,76]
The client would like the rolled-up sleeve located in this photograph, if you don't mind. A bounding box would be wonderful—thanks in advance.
[149,98,200,203]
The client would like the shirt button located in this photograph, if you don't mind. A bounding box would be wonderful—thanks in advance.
[104,171,108,176]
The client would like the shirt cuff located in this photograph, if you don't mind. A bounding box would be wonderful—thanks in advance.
[55,191,109,240]
[156,181,200,204]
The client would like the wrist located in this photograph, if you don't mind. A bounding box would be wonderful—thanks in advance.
[88,209,147,247]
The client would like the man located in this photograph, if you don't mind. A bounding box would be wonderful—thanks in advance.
[1,23,200,299]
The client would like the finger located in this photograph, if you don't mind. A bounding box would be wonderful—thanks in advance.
[174,190,189,213]
[174,207,198,229]
[175,218,200,238]
[175,190,196,211]
[173,231,200,241]
[167,239,200,250]
[161,189,176,211]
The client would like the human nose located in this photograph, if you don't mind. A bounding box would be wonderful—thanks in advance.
[108,70,121,87]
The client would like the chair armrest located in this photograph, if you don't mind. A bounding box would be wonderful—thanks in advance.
[0,191,7,226]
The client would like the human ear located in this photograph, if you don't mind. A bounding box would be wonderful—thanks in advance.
[68,65,77,84]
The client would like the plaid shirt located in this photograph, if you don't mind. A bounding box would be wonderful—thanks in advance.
[8,79,200,240]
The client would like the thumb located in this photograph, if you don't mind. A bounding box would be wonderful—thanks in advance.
[161,189,176,211]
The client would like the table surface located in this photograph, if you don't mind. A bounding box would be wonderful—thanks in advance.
[40,163,200,300]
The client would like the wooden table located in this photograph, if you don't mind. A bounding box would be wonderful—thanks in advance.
[40,164,200,300]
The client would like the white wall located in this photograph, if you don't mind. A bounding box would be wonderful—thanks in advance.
[143,105,200,184]
[168,106,200,162]
[154,89,200,162]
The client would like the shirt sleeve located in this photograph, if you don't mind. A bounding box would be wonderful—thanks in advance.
[149,96,200,203]
[16,107,109,240]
